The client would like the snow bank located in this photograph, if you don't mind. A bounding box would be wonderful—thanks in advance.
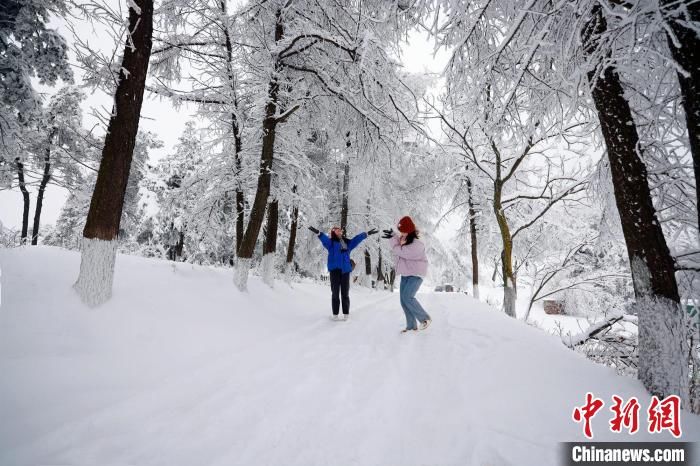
[1,247,698,466]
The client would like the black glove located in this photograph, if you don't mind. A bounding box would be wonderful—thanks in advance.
[308,226,320,235]
[367,228,379,236]
[381,228,394,239]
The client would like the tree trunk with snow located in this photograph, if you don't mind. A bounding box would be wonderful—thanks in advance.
[583,6,688,401]
[262,199,278,288]
[363,198,372,286]
[340,161,349,231]
[15,158,30,245]
[376,247,384,288]
[220,0,245,256]
[175,231,184,260]
[234,10,284,291]
[31,143,53,245]
[660,0,700,230]
[467,177,479,300]
[493,179,516,317]
[74,0,153,306]
[285,185,298,266]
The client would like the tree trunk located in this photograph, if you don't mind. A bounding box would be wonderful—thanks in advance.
[467,177,479,299]
[583,6,687,401]
[15,158,30,245]
[74,0,153,306]
[286,185,298,265]
[660,0,700,230]
[493,180,516,317]
[262,198,279,287]
[362,197,372,286]
[220,0,245,255]
[32,141,54,245]
[234,10,284,291]
[340,161,349,231]
[235,156,245,254]
[263,199,279,256]
[376,247,385,288]
[175,230,184,260]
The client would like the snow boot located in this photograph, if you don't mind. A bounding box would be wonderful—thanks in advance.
[341,314,349,321]
[419,319,431,330]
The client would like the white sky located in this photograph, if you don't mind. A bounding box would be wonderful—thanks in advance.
[0,12,448,231]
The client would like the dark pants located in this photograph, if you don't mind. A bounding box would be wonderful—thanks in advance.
[329,269,350,315]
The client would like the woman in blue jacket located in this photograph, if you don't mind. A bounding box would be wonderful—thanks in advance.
[308,225,378,320]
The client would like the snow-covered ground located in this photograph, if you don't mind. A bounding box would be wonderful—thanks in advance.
[1,247,698,466]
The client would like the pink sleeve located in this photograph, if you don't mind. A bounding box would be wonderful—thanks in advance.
[391,239,426,261]
[390,235,400,248]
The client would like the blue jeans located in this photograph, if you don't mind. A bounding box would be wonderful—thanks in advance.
[400,276,430,330]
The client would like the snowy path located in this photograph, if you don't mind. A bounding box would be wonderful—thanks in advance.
[1,247,698,466]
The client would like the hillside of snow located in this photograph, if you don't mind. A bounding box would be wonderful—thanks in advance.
[1,247,698,466]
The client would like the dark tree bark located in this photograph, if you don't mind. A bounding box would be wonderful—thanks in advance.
[74,0,153,306]
[583,8,679,304]
[15,158,30,244]
[376,247,384,287]
[236,10,284,263]
[234,145,245,253]
[660,0,700,229]
[340,161,349,231]
[81,0,153,241]
[286,185,298,264]
[493,177,516,317]
[263,199,279,256]
[32,136,55,245]
[175,231,184,259]
[466,177,479,299]
[583,6,685,400]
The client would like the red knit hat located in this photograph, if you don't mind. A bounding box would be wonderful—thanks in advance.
[397,216,416,234]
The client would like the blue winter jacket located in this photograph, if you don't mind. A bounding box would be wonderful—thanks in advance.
[318,232,368,274]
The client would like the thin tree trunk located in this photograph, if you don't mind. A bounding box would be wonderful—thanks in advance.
[583,6,687,401]
[493,179,516,317]
[220,0,245,255]
[32,140,54,245]
[175,230,184,260]
[15,158,30,244]
[340,161,349,231]
[286,185,298,265]
[361,197,372,286]
[235,154,245,253]
[262,198,279,287]
[74,0,153,306]
[467,177,479,299]
[234,10,284,290]
[376,247,384,288]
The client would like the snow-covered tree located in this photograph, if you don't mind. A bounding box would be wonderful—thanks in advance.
[26,87,88,244]
[73,0,155,306]
[0,0,72,243]
[410,0,697,410]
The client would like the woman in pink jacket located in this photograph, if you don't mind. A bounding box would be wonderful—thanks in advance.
[382,216,431,332]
